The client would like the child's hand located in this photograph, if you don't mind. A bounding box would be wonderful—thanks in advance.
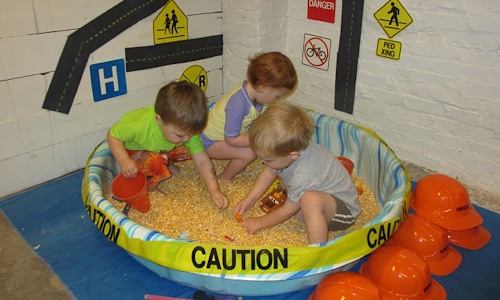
[120,158,138,178]
[242,217,263,234]
[210,190,229,209]
[234,198,255,215]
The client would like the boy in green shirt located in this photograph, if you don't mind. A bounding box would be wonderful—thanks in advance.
[107,81,229,209]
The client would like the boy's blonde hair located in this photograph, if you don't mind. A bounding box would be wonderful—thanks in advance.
[246,52,297,90]
[154,81,208,134]
[249,102,316,157]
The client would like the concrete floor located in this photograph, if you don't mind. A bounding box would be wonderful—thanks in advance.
[402,161,500,213]
[0,211,75,300]
[0,161,498,300]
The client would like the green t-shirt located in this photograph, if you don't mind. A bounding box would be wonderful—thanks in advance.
[109,106,204,155]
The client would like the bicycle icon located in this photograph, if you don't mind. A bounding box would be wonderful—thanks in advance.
[306,44,327,60]
[302,35,331,69]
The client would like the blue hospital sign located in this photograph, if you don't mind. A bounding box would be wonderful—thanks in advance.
[90,59,127,102]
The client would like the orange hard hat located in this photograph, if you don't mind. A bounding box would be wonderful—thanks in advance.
[445,225,491,250]
[359,244,446,300]
[387,213,462,276]
[309,271,381,300]
[411,174,483,231]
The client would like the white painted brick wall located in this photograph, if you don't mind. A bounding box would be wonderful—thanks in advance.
[0,0,37,38]
[33,0,122,32]
[0,0,224,198]
[222,0,288,93]
[0,32,69,81]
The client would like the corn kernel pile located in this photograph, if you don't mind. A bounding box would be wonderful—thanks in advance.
[109,160,379,246]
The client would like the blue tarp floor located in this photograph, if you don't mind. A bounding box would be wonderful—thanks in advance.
[0,169,499,300]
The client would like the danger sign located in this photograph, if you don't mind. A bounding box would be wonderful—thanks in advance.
[307,0,336,23]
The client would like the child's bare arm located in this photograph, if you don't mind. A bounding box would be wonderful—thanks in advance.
[224,133,250,148]
[107,130,137,177]
[234,166,277,214]
[242,200,300,234]
[191,151,229,209]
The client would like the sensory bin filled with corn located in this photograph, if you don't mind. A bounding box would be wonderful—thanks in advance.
[109,159,379,247]
[84,108,411,296]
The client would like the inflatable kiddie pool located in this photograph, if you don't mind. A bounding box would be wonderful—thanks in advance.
[82,109,411,296]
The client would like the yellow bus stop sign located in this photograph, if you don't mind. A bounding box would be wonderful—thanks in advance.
[180,65,208,92]
[374,0,413,38]
[153,0,188,44]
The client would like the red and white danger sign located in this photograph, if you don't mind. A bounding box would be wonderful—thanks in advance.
[307,0,336,23]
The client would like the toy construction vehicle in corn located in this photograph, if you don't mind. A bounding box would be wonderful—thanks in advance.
[259,180,287,213]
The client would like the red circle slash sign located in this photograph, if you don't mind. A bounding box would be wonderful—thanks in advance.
[304,37,329,67]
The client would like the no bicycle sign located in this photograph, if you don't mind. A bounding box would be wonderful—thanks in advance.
[302,34,331,71]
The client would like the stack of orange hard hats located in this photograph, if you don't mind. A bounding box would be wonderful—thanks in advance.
[359,244,447,299]
[308,271,382,300]
[387,213,462,276]
[310,174,491,300]
[411,174,491,250]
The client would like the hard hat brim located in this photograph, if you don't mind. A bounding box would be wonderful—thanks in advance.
[446,225,491,250]
[438,204,483,231]
[425,244,462,276]
[412,203,483,231]
[426,278,447,300]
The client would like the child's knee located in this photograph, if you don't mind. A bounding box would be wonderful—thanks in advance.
[300,191,324,208]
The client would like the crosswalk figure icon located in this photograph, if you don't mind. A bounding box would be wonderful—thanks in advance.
[374,0,413,38]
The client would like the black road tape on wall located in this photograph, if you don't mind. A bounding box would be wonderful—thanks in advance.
[125,35,223,72]
[335,0,364,114]
[42,0,168,114]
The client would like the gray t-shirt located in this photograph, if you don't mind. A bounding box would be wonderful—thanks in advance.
[277,143,361,217]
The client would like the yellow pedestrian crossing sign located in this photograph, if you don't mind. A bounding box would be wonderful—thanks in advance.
[153,0,188,44]
[374,0,413,38]
[376,38,402,60]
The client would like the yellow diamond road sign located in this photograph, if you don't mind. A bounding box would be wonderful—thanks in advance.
[374,0,413,38]
[153,0,188,44]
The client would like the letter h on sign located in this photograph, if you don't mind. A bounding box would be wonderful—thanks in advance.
[90,59,127,102]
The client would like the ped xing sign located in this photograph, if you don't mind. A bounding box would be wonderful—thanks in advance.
[376,38,402,60]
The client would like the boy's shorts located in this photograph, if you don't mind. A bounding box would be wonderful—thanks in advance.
[126,146,190,186]
[328,197,357,231]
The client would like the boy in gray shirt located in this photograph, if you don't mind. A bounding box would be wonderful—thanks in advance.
[234,102,360,244]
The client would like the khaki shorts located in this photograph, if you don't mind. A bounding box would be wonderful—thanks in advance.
[328,197,357,231]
